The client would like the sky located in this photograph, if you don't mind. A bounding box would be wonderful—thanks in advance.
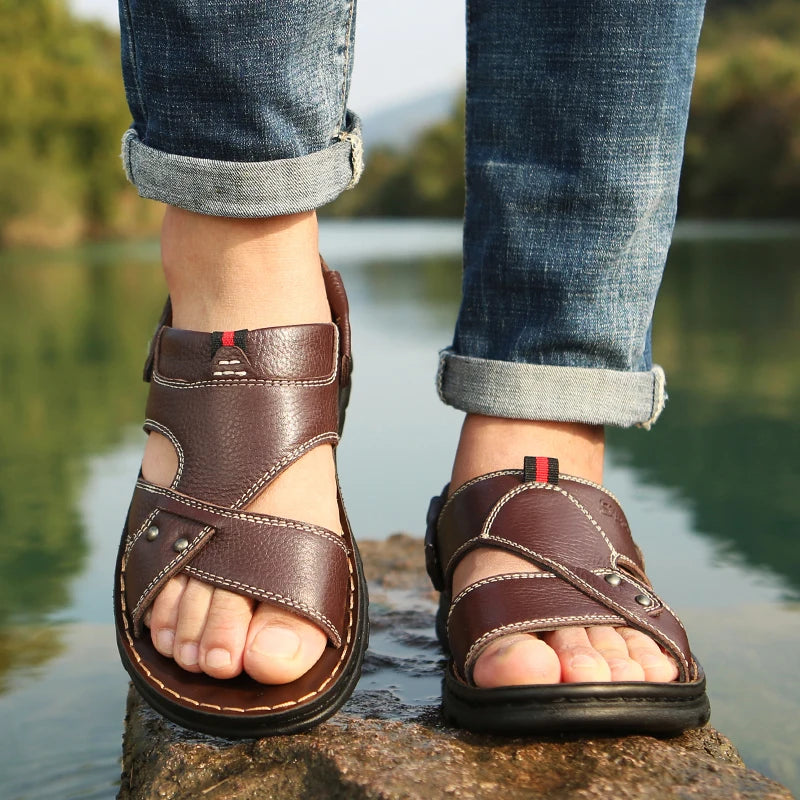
[70,0,465,115]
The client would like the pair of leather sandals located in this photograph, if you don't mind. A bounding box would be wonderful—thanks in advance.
[114,266,709,738]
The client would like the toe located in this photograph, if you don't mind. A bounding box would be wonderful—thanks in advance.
[587,626,645,682]
[243,603,327,685]
[198,588,255,679]
[544,627,612,683]
[617,628,679,682]
[148,574,187,658]
[173,578,214,673]
[471,633,561,688]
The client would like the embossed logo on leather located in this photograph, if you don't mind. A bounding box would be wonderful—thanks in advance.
[599,498,630,532]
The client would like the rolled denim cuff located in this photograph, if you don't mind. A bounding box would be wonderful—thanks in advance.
[437,349,666,429]
[121,115,363,217]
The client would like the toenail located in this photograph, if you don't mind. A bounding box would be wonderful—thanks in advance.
[570,654,597,669]
[156,629,174,653]
[206,648,232,669]
[251,626,301,659]
[179,643,199,666]
[491,634,532,658]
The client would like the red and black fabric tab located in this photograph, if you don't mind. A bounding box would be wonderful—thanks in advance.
[522,456,559,485]
[211,330,248,355]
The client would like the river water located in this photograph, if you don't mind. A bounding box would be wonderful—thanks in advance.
[0,219,798,798]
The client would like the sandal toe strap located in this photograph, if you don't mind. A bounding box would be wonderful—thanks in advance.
[448,574,627,683]
[122,482,350,646]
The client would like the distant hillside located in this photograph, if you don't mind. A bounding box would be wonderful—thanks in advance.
[360,90,456,151]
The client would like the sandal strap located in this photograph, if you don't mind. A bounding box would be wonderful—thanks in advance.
[142,263,352,390]
[433,473,649,585]
[146,321,341,507]
[427,466,698,682]
[447,575,626,682]
[122,481,350,646]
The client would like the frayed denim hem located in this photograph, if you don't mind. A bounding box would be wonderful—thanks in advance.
[437,349,667,429]
[121,115,363,217]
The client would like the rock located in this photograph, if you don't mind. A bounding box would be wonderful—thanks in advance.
[118,534,794,800]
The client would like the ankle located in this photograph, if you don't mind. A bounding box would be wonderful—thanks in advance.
[450,415,605,490]
[160,207,330,331]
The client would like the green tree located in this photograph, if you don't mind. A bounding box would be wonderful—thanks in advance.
[680,0,800,217]
[0,0,158,247]
[326,100,465,218]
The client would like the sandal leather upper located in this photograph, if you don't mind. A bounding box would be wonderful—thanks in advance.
[426,466,699,685]
[120,268,354,648]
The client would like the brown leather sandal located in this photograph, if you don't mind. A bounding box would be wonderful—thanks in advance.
[114,265,368,738]
[425,456,710,735]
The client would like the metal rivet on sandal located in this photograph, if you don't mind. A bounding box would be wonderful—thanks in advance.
[173,538,189,553]
[635,594,653,607]
[604,573,622,586]
[145,525,159,541]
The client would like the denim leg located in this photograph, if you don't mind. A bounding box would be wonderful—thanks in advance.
[438,0,706,428]
[118,0,361,216]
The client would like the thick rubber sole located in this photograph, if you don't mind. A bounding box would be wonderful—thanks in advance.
[442,664,710,737]
[435,593,709,736]
[117,541,369,739]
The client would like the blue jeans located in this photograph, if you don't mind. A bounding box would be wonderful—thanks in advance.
[119,0,705,429]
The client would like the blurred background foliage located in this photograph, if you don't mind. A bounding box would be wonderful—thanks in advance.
[0,0,160,247]
[0,0,798,246]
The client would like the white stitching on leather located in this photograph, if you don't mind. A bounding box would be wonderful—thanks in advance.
[183,565,341,646]
[118,322,359,713]
[212,370,248,376]
[125,508,159,554]
[135,481,348,554]
[560,473,623,507]
[443,481,619,578]
[437,469,520,522]
[154,373,336,389]
[481,483,618,555]
[439,476,692,681]
[130,525,212,619]
[480,533,688,678]
[233,431,341,509]
[143,419,184,488]
[448,572,555,614]
[153,326,340,389]
[118,493,358,714]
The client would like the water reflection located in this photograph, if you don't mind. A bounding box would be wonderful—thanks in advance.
[356,254,462,326]
[0,246,164,687]
[610,236,800,599]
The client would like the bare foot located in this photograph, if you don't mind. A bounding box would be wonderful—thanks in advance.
[449,415,679,688]
[140,207,340,685]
